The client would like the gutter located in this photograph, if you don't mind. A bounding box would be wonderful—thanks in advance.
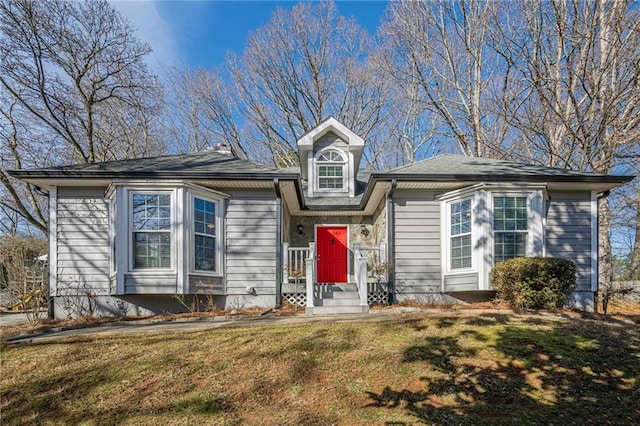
[273,179,283,307]
[387,179,397,304]
[7,170,302,181]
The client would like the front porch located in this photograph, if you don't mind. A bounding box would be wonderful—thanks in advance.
[281,243,389,314]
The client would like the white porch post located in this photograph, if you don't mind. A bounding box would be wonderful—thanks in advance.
[282,242,289,285]
[354,244,368,307]
[305,242,315,314]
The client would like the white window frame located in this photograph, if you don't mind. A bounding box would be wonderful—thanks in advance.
[447,197,474,272]
[128,189,175,272]
[491,194,529,264]
[315,148,348,193]
[188,190,224,277]
[489,191,544,266]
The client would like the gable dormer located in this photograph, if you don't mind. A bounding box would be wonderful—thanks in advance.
[297,117,364,198]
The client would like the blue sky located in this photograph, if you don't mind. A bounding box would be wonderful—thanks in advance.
[112,1,389,71]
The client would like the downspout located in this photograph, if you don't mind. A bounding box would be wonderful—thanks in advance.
[387,179,397,304]
[273,179,283,307]
[593,190,611,313]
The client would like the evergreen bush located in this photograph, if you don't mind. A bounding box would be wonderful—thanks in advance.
[491,257,576,309]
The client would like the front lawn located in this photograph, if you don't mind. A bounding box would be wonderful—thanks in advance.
[1,312,638,425]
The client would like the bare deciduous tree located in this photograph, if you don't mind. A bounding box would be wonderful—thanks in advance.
[496,0,640,289]
[163,64,248,158]
[228,1,390,167]
[378,0,523,159]
[0,0,164,234]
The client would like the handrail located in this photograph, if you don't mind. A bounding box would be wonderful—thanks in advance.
[283,245,310,283]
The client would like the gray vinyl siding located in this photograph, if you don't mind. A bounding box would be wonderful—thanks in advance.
[444,273,478,292]
[225,192,278,298]
[313,132,348,153]
[124,276,176,294]
[393,190,442,294]
[545,191,592,292]
[56,187,110,296]
[189,275,223,293]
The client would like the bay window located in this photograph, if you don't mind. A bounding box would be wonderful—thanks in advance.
[440,185,545,291]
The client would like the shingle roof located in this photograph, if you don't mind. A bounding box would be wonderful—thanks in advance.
[378,154,629,182]
[10,150,296,179]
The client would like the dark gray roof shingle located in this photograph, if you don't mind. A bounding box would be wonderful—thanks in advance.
[11,151,295,179]
[383,154,613,178]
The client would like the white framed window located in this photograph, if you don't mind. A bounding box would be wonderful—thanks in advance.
[449,198,472,270]
[130,192,172,269]
[440,184,545,291]
[316,149,347,191]
[493,196,528,264]
[190,194,223,275]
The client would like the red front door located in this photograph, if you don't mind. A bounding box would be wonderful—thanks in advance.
[316,226,348,283]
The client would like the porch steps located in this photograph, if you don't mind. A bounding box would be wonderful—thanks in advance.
[309,284,368,315]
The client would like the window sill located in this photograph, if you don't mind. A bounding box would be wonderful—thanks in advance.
[445,269,477,276]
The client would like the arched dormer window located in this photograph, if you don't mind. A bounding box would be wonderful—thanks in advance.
[316,149,347,191]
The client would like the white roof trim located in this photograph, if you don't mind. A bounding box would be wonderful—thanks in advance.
[297,117,364,148]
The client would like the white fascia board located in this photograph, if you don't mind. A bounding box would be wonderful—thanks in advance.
[297,117,364,148]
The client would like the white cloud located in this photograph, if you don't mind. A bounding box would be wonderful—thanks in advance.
[110,1,180,72]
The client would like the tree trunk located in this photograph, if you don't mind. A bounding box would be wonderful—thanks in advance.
[631,184,640,280]
[598,197,614,294]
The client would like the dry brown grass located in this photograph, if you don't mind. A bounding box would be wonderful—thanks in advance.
[1,312,639,425]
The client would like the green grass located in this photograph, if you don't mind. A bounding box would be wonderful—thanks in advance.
[1,313,639,425]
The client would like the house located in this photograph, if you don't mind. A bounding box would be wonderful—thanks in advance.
[9,117,634,317]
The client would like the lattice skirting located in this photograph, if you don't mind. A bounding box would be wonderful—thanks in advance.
[282,291,388,307]
[282,292,306,307]
[368,291,389,306]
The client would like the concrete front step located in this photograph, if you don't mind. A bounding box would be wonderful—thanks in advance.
[307,305,369,315]
[315,283,360,305]
[316,283,358,292]
[314,297,360,307]
[316,290,359,300]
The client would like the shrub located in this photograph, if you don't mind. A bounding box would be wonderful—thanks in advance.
[491,257,576,309]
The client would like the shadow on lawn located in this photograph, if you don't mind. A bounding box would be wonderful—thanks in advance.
[367,315,640,425]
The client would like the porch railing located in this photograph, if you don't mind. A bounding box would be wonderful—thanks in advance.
[282,243,311,284]
[355,243,388,308]
[282,242,388,312]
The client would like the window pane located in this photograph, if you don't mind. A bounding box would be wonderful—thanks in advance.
[194,235,216,271]
[132,194,171,231]
[194,198,216,236]
[494,196,527,231]
[451,234,472,269]
[134,232,171,269]
[450,199,471,236]
[318,165,344,189]
[318,150,344,162]
[494,233,527,263]
[319,165,342,177]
